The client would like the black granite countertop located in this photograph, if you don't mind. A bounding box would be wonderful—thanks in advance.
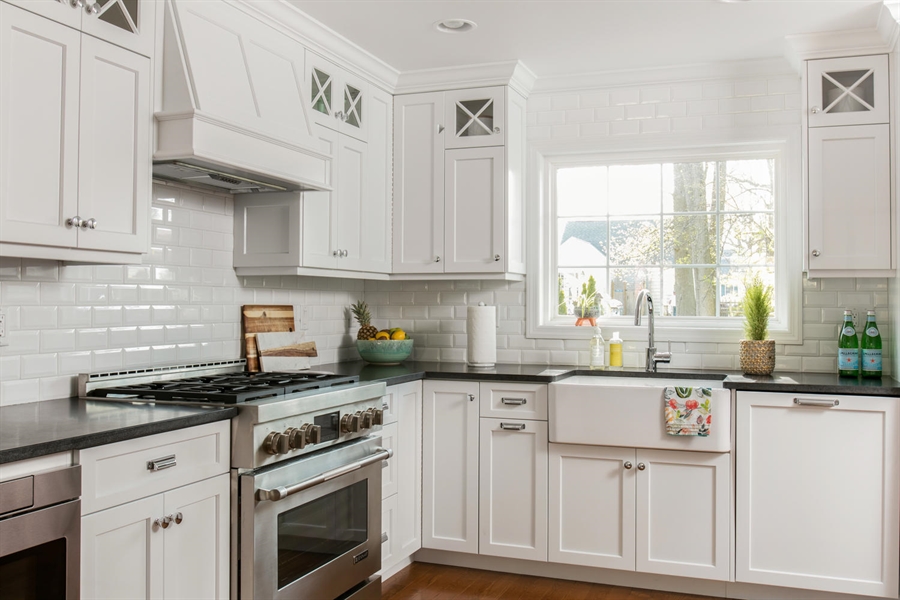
[0,398,236,465]
[319,360,900,397]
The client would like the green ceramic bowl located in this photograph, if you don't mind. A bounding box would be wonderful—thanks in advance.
[356,338,414,365]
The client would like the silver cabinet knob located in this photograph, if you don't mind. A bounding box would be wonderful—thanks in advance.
[70,0,84,8]
[334,110,344,120]
[811,249,821,257]
[85,2,98,14]
[493,126,501,133]
[82,218,97,229]
[154,515,173,530]
[468,394,475,402]
[438,125,445,134]
[637,463,646,471]
[174,512,183,525]
[341,249,348,257]
[333,250,339,256]
[810,106,821,114]
[66,216,83,228]
[624,461,633,470]
[494,254,500,262]
[435,256,441,263]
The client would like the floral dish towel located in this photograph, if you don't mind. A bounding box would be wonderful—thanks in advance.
[664,386,712,436]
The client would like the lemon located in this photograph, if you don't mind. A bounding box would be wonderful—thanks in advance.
[390,330,406,340]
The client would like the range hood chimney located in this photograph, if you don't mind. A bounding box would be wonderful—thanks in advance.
[153,0,331,193]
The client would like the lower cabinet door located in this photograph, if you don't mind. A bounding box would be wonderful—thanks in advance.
[162,474,230,600]
[422,380,479,553]
[479,418,548,561]
[81,494,164,600]
[635,450,730,581]
[736,392,900,597]
[381,493,398,571]
[548,444,635,570]
[393,381,423,559]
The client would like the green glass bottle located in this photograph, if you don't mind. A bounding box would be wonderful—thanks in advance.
[838,309,859,378]
[861,310,882,379]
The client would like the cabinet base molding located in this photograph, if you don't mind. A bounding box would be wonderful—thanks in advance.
[0,243,145,265]
[379,555,415,583]
[412,550,893,600]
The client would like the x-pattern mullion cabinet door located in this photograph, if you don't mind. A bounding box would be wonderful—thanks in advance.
[807,54,889,127]
[444,87,505,149]
[307,53,368,142]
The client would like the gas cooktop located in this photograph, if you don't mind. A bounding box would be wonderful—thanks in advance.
[85,370,359,404]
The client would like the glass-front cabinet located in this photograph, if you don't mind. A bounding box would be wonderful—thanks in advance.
[807,54,889,127]
[444,87,506,149]
[5,0,155,56]
[307,53,368,142]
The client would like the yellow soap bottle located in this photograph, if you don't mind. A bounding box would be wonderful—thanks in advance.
[609,331,623,370]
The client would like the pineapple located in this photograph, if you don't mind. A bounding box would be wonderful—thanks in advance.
[351,300,378,340]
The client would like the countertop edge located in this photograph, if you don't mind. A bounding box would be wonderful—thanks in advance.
[0,406,237,465]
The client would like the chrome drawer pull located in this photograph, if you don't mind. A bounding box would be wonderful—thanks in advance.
[793,398,839,407]
[501,397,527,405]
[500,422,526,431]
[257,448,393,502]
[381,532,389,544]
[147,455,176,471]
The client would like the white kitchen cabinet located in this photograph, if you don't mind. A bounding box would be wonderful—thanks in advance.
[233,83,391,278]
[380,381,423,574]
[422,380,480,554]
[807,54,889,128]
[0,2,150,264]
[393,86,526,277]
[444,87,505,149]
[5,0,155,57]
[80,421,231,600]
[549,443,730,581]
[307,52,368,142]
[807,123,891,271]
[479,417,548,561]
[804,53,894,277]
[736,391,900,598]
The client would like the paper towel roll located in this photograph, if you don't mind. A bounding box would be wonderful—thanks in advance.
[467,303,496,367]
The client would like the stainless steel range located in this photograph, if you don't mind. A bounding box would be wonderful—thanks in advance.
[80,360,388,600]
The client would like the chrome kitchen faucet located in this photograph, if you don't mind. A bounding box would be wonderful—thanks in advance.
[634,289,672,372]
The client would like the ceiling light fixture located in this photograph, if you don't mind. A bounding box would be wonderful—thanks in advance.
[434,18,477,34]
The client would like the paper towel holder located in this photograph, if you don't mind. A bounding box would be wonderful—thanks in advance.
[467,302,497,368]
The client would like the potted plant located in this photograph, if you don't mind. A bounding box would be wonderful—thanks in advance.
[739,273,775,375]
[575,275,600,326]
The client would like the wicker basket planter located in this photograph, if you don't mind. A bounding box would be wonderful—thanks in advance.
[740,339,775,375]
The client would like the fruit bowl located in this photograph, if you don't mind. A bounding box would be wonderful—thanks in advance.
[356,338,414,365]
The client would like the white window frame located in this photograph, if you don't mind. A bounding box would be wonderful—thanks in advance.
[526,129,803,344]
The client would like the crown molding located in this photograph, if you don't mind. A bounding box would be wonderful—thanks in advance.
[231,0,400,92]
[783,4,899,72]
[530,57,795,94]
[394,60,538,96]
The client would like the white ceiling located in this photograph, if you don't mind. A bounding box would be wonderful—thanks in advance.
[286,0,888,78]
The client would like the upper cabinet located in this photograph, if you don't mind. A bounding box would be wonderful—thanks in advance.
[804,54,894,277]
[0,1,151,264]
[4,0,155,56]
[807,55,889,128]
[393,85,526,278]
[307,54,368,143]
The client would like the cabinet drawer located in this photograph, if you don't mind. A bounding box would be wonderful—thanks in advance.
[479,382,547,420]
[80,420,230,515]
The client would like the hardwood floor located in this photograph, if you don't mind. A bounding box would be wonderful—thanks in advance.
[382,563,727,600]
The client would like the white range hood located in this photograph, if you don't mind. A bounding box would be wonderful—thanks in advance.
[153,0,331,193]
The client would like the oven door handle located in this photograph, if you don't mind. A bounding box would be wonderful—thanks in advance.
[256,447,393,502]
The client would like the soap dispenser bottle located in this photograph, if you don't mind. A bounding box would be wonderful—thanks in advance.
[590,326,605,370]
[609,331,623,370]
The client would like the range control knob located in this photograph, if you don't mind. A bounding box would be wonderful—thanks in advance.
[287,427,306,450]
[361,410,374,429]
[369,407,384,425]
[340,412,361,433]
[306,424,322,444]
[263,431,290,455]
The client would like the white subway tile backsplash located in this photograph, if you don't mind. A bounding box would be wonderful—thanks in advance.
[594,106,626,121]
[40,376,74,400]
[2,282,40,305]
[610,120,640,135]
[551,124,580,139]
[21,306,57,329]
[734,80,767,97]
[551,94,580,110]
[687,99,718,116]
[579,91,610,107]
[625,104,655,119]
[22,260,59,281]
[1,379,40,406]
[0,355,20,380]
[718,97,751,113]
[59,306,92,328]
[21,354,57,378]
[538,110,566,125]
[610,88,640,105]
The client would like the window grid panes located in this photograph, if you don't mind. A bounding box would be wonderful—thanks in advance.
[555,159,775,320]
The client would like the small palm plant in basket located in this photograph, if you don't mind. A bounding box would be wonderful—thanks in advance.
[739,274,775,375]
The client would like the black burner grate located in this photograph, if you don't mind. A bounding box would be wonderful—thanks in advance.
[86,372,359,404]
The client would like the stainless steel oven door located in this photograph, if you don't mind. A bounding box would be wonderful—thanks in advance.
[239,436,389,600]
[0,465,81,600]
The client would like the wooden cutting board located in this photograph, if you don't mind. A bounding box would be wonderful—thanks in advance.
[256,331,317,371]
[241,305,295,372]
